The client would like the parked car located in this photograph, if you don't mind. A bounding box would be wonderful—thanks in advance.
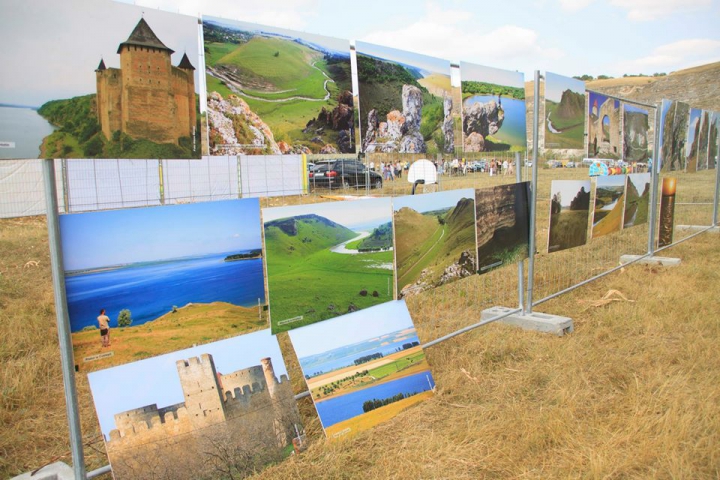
[565,161,576,168]
[547,160,563,168]
[309,160,383,189]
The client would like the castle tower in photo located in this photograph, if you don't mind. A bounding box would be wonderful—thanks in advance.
[95,17,196,145]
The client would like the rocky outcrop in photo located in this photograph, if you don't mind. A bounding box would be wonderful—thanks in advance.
[442,95,454,153]
[207,92,280,155]
[362,84,426,153]
[462,100,503,152]
[304,90,355,153]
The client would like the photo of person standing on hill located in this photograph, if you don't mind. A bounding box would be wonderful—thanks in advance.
[98,309,110,348]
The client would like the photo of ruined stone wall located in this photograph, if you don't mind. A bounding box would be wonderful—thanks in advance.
[356,41,453,155]
[587,92,620,159]
[88,330,303,480]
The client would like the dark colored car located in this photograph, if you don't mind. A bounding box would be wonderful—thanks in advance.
[309,160,383,189]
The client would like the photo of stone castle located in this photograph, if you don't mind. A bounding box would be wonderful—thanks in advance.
[88,330,303,480]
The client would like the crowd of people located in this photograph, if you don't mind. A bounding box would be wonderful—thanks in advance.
[367,158,518,180]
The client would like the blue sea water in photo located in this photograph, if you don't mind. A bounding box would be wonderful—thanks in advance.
[65,254,265,332]
[314,370,434,428]
[463,95,526,147]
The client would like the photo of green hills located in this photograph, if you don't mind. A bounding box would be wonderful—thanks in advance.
[393,189,477,298]
[203,17,354,156]
[544,72,585,150]
[592,175,626,239]
[263,199,393,333]
[356,41,453,154]
[623,173,651,228]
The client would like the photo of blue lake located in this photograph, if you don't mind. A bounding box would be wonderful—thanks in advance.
[66,254,265,332]
[463,95,526,148]
[0,106,56,159]
[314,370,435,428]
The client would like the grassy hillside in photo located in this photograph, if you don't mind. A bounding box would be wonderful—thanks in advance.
[545,99,585,150]
[548,209,589,252]
[592,192,625,238]
[265,215,393,333]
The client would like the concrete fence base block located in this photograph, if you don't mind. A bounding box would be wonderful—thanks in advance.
[676,225,720,233]
[11,462,74,480]
[619,255,681,267]
[481,306,574,337]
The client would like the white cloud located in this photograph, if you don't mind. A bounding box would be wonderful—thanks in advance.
[613,38,720,74]
[360,2,563,68]
[558,0,596,12]
[609,0,712,21]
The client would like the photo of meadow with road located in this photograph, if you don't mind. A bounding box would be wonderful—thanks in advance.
[59,199,267,372]
[289,300,435,439]
[592,175,626,238]
[263,198,394,333]
[203,17,354,155]
[393,189,477,297]
[544,72,585,150]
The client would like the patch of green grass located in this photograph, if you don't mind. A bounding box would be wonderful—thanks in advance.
[367,351,426,379]
[205,42,238,67]
[548,209,590,252]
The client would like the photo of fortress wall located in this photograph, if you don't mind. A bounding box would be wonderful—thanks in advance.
[88,330,303,480]
[587,92,620,159]
[0,0,202,159]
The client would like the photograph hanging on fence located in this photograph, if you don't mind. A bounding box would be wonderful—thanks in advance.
[355,41,452,154]
[685,107,703,172]
[587,92,620,159]
[659,99,690,172]
[203,16,354,156]
[544,72,585,150]
[591,175,626,239]
[547,179,591,253]
[475,182,530,274]
[288,300,435,439]
[59,199,267,372]
[459,62,526,153]
[623,172,651,228]
[393,188,477,297]
[623,104,650,162]
[695,111,711,170]
[263,198,394,333]
[87,329,303,480]
[658,177,677,247]
[0,0,202,160]
[709,111,720,169]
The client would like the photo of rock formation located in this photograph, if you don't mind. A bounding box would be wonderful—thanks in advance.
[356,41,452,154]
[659,99,690,172]
[685,108,703,172]
[460,62,526,153]
[623,104,650,162]
[203,17,354,155]
[695,110,711,170]
[709,112,719,169]
[544,72,585,150]
[0,0,202,159]
[623,173,651,228]
[475,182,530,274]
[88,330,304,480]
[587,92,620,159]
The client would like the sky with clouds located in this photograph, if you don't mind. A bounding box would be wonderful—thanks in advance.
[119,0,719,79]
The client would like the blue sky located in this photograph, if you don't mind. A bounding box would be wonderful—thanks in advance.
[460,62,524,88]
[88,329,288,437]
[117,0,719,79]
[393,188,474,213]
[624,103,649,115]
[60,199,262,271]
[288,300,415,358]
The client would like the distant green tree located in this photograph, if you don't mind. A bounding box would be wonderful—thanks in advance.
[437,215,445,225]
[118,309,133,328]
[597,75,612,80]
[274,51,279,57]
[573,74,594,81]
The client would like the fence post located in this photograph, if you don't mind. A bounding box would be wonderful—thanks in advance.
[646,103,662,254]
[42,159,87,480]
[516,151,524,310]
[525,70,540,314]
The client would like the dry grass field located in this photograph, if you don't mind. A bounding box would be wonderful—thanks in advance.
[1,165,718,479]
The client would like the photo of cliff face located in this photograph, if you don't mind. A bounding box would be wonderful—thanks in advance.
[709,112,720,169]
[460,62,526,153]
[623,104,650,162]
[588,92,620,159]
[0,0,202,160]
[87,330,304,480]
[356,42,452,155]
[695,110,711,170]
[548,180,591,253]
[475,182,530,274]
[203,17,354,156]
[393,189,477,297]
[659,99,690,172]
[544,72,585,150]
[685,108,703,173]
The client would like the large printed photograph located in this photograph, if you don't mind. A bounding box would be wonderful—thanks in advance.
[203,17,354,155]
[88,330,303,480]
[587,92,620,159]
[263,198,394,333]
[685,107,703,172]
[548,180,591,252]
[356,42,452,154]
[591,175,626,239]
[623,104,650,162]
[288,300,435,439]
[459,62,526,153]
[659,99,690,172]
[60,199,267,372]
[0,0,202,160]
[393,189,477,297]
[544,72,585,150]
[623,173,651,228]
